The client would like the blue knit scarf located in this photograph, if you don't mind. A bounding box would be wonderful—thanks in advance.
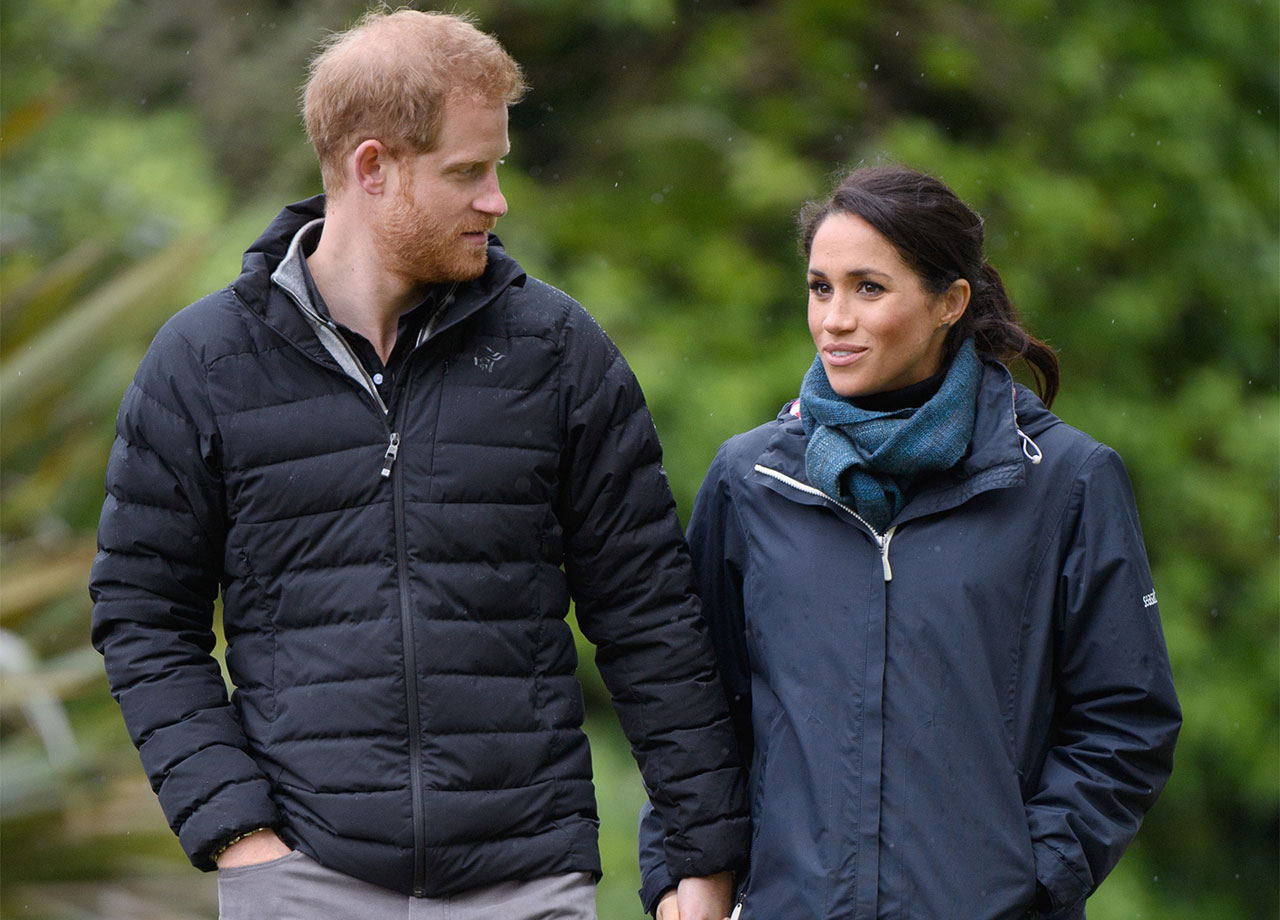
[799,338,982,532]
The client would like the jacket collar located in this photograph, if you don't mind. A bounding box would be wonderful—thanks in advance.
[231,195,527,367]
[751,362,1055,526]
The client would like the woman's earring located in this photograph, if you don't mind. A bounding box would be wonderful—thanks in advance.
[940,321,951,330]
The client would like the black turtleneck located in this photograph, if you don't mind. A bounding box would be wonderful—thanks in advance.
[852,366,949,413]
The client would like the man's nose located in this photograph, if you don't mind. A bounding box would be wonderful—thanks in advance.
[474,171,507,218]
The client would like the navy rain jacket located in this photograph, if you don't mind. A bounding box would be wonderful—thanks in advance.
[640,362,1179,919]
[91,197,748,898]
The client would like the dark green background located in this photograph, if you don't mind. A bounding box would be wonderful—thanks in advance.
[2,1,1276,917]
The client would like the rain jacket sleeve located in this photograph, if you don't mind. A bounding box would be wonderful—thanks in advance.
[637,443,754,914]
[89,315,280,870]
[1026,444,1181,912]
[555,307,749,890]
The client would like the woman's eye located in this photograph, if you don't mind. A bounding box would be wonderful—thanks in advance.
[857,281,884,295]
[808,281,831,296]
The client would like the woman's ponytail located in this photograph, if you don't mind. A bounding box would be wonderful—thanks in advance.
[951,262,1059,407]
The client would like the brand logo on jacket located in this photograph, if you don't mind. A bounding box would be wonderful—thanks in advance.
[1143,591,1158,608]
[475,346,506,373]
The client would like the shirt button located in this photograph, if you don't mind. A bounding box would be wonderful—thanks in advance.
[373,373,384,385]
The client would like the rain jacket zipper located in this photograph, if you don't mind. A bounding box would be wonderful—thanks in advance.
[753,464,897,581]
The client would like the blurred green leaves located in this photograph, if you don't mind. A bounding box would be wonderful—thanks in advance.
[2,1,1276,917]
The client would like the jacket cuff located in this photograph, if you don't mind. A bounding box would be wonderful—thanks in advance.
[639,868,675,917]
[1031,839,1090,913]
[178,778,280,871]
[666,816,751,873]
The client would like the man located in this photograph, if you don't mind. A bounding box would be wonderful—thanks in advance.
[90,10,746,919]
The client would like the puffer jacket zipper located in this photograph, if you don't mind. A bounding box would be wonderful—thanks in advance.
[753,464,897,581]
[269,275,427,893]
[390,413,426,896]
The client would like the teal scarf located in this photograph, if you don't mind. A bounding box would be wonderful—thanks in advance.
[799,339,982,532]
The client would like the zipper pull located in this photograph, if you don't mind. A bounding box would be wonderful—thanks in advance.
[879,525,897,582]
[730,896,744,920]
[380,432,400,478]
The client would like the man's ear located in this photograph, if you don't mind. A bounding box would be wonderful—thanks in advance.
[351,139,391,195]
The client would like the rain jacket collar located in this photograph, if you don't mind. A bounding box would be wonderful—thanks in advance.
[750,362,1057,533]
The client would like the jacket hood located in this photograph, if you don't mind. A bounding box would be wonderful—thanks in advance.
[1007,378,1058,440]
[240,195,328,279]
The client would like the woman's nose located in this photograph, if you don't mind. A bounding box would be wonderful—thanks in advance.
[822,300,857,334]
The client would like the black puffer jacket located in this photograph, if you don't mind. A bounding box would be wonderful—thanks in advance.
[91,196,748,897]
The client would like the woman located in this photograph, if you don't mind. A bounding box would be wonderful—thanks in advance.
[640,166,1180,919]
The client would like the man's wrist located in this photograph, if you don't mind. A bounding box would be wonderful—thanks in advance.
[212,827,273,863]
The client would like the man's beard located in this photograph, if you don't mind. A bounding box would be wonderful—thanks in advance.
[377,190,492,284]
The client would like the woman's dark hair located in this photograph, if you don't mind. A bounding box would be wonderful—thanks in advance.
[798,165,1060,406]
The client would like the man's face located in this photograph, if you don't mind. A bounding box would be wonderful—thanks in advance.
[376,95,511,284]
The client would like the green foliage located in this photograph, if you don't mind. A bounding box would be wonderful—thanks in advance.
[2,1,1275,917]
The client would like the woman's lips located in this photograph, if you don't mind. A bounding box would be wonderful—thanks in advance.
[823,345,867,366]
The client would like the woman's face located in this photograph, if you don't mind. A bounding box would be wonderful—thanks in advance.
[807,212,968,398]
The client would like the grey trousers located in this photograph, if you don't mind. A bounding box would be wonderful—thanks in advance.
[217,850,598,920]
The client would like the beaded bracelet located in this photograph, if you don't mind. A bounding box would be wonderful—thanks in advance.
[212,827,272,862]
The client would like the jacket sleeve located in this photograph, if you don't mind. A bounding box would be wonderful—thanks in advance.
[1025,445,1181,912]
[554,303,749,887]
[637,443,755,914]
[89,319,279,870]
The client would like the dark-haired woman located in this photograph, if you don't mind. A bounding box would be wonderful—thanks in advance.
[640,166,1180,920]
